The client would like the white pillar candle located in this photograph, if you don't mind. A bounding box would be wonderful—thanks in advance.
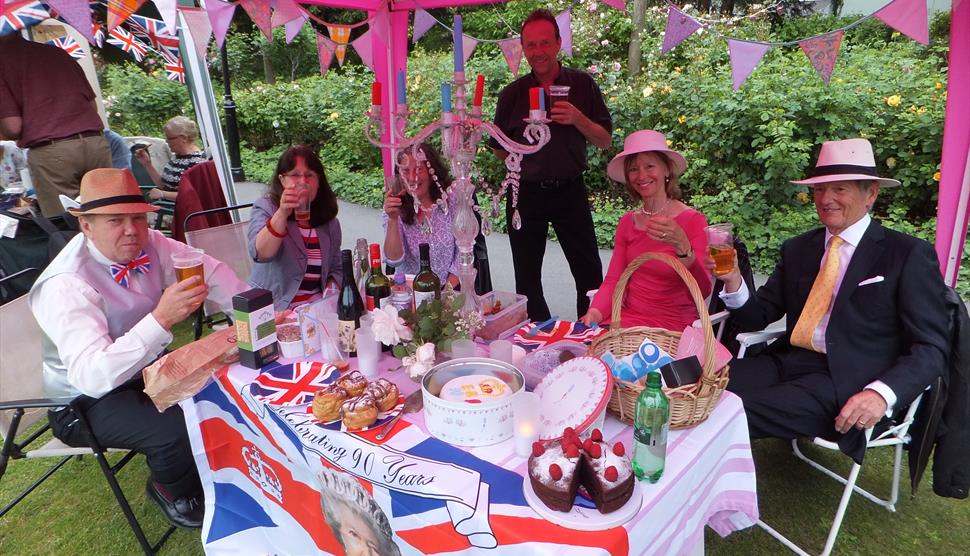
[512,391,541,457]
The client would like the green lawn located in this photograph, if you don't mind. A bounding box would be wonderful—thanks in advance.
[3,321,967,554]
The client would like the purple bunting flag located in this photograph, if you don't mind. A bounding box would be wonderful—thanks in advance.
[462,34,478,66]
[271,0,304,27]
[316,33,335,76]
[206,0,236,49]
[874,0,929,45]
[284,15,306,44]
[727,39,770,90]
[46,0,95,43]
[556,9,572,57]
[498,37,523,75]
[412,9,434,44]
[179,7,211,60]
[153,0,178,33]
[353,28,375,73]
[661,5,702,54]
[600,0,626,12]
[799,31,844,85]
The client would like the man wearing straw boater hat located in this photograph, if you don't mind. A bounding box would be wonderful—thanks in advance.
[28,168,247,528]
[715,138,949,463]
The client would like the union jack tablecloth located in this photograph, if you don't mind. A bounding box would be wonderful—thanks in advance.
[182,358,758,555]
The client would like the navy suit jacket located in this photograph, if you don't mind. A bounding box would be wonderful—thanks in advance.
[732,220,949,410]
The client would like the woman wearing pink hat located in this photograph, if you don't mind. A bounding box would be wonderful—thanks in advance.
[581,130,712,330]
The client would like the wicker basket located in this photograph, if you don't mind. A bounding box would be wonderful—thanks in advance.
[588,252,729,429]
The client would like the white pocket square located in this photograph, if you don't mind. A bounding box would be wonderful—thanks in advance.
[858,276,885,286]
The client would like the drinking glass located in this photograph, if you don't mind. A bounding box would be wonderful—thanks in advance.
[295,183,310,224]
[489,339,513,364]
[451,339,477,359]
[548,85,570,111]
[355,327,381,379]
[705,224,736,276]
[172,248,205,284]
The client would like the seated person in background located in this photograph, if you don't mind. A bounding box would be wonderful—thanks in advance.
[28,168,248,529]
[713,138,949,463]
[248,144,342,310]
[133,116,207,202]
[581,130,711,330]
[382,143,460,288]
[0,137,27,187]
[103,128,131,170]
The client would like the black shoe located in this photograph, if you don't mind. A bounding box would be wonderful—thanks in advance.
[145,479,204,529]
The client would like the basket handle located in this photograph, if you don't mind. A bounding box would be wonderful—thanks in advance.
[609,252,717,377]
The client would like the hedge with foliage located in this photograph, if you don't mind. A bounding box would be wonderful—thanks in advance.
[102,5,967,293]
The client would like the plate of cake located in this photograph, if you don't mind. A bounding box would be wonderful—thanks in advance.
[524,427,640,530]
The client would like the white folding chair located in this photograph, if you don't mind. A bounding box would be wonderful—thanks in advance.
[183,204,253,339]
[736,328,928,556]
[0,275,175,554]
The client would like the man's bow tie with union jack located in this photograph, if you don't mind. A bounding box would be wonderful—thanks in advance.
[110,251,151,288]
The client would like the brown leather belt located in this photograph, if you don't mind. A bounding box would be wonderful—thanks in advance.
[29,130,103,148]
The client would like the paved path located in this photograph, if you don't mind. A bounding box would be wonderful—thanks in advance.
[234,181,610,320]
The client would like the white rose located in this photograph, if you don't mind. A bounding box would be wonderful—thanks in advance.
[407,360,431,379]
[370,307,413,346]
[415,342,436,364]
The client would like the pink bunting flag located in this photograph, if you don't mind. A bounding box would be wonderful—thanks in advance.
[271,0,304,27]
[728,39,770,90]
[179,7,211,60]
[284,15,306,44]
[461,34,478,66]
[874,0,929,45]
[315,33,335,77]
[555,9,572,57]
[600,0,626,11]
[239,0,272,41]
[412,8,435,44]
[799,31,844,85]
[498,37,523,75]
[353,28,375,73]
[207,0,237,49]
[153,0,177,32]
[370,6,390,48]
[46,0,95,43]
[661,5,702,54]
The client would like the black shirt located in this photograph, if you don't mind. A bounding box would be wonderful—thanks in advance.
[490,67,612,181]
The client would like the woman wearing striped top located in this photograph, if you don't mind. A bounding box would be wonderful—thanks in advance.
[247,145,343,310]
[134,116,207,202]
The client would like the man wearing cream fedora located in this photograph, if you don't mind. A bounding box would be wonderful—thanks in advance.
[28,168,247,528]
[715,138,949,463]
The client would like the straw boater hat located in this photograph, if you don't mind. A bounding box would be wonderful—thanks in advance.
[606,130,688,183]
[67,168,159,216]
[792,138,900,187]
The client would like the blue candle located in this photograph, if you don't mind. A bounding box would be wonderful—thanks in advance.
[539,88,546,111]
[453,15,464,73]
[397,70,406,104]
[441,82,452,112]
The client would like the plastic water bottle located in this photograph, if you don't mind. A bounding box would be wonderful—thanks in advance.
[389,271,413,313]
[632,371,669,483]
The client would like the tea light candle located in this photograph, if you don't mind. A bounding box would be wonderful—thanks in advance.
[473,74,485,107]
[396,70,406,104]
[453,15,464,73]
[371,81,382,106]
[513,391,541,457]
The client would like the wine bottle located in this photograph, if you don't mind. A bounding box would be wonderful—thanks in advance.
[364,243,392,311]
[337,249,364,357]
[354,238,368,295]
[413,243,441,309]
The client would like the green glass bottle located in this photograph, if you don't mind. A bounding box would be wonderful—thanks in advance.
[337,249,364,357]
[412,243,441,309]
[364,243,392,311]
[632,371,669,483]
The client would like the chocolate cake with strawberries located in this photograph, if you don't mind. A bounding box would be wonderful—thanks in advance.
[527,427,634,513]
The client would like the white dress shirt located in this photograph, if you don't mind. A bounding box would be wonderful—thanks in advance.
[719,214,897,412]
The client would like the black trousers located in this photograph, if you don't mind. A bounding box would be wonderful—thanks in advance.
[728,348,867,463]
[49,378,202,498]
[506,175,603,321]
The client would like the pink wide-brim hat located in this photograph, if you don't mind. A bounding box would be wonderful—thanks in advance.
[606,130,687,184]
[792,138,900,187]
[68,168,159,216]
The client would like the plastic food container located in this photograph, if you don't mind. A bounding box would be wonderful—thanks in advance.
[521,340,589,390]
[476,291,528,340]
[276,323,304,358]
[422,357,525,446]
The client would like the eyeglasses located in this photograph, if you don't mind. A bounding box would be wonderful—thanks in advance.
[164,134,184,142]
[282,171,318,181]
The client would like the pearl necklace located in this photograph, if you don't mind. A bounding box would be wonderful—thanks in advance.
[638,198,670,217]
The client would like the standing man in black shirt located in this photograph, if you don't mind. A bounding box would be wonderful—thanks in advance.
[491,9,612,321]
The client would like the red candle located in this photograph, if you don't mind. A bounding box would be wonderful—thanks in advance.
[529,87,539,110]
[473,74,485,107]
[371,81,382,106]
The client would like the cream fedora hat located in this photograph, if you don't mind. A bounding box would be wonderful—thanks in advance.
[792,138,900,187]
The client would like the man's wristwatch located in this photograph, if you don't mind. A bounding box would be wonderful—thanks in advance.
[676,246,693,259]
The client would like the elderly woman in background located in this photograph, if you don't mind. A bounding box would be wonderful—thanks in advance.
[248,145,342,310]
[382,143,461,288]
[581,130,712,330]
[133,116,207,202]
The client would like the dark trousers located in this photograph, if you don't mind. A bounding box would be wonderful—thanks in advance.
[506,175,603,321]
[49,378,202,498]
[728,348,867,463]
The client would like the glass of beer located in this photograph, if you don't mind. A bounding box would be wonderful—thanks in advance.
[295,183,311,224]
[705,224,736,276]
[548,85,570,111]
[173,248,205,284]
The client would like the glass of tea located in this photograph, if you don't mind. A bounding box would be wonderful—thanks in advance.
[173,248,205,284]
[705,224,736,276]
[548,85,570,111]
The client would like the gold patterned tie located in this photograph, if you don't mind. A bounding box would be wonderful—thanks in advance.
[790,236,845,352]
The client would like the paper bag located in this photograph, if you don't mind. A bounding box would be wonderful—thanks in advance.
[143,326,240,411]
